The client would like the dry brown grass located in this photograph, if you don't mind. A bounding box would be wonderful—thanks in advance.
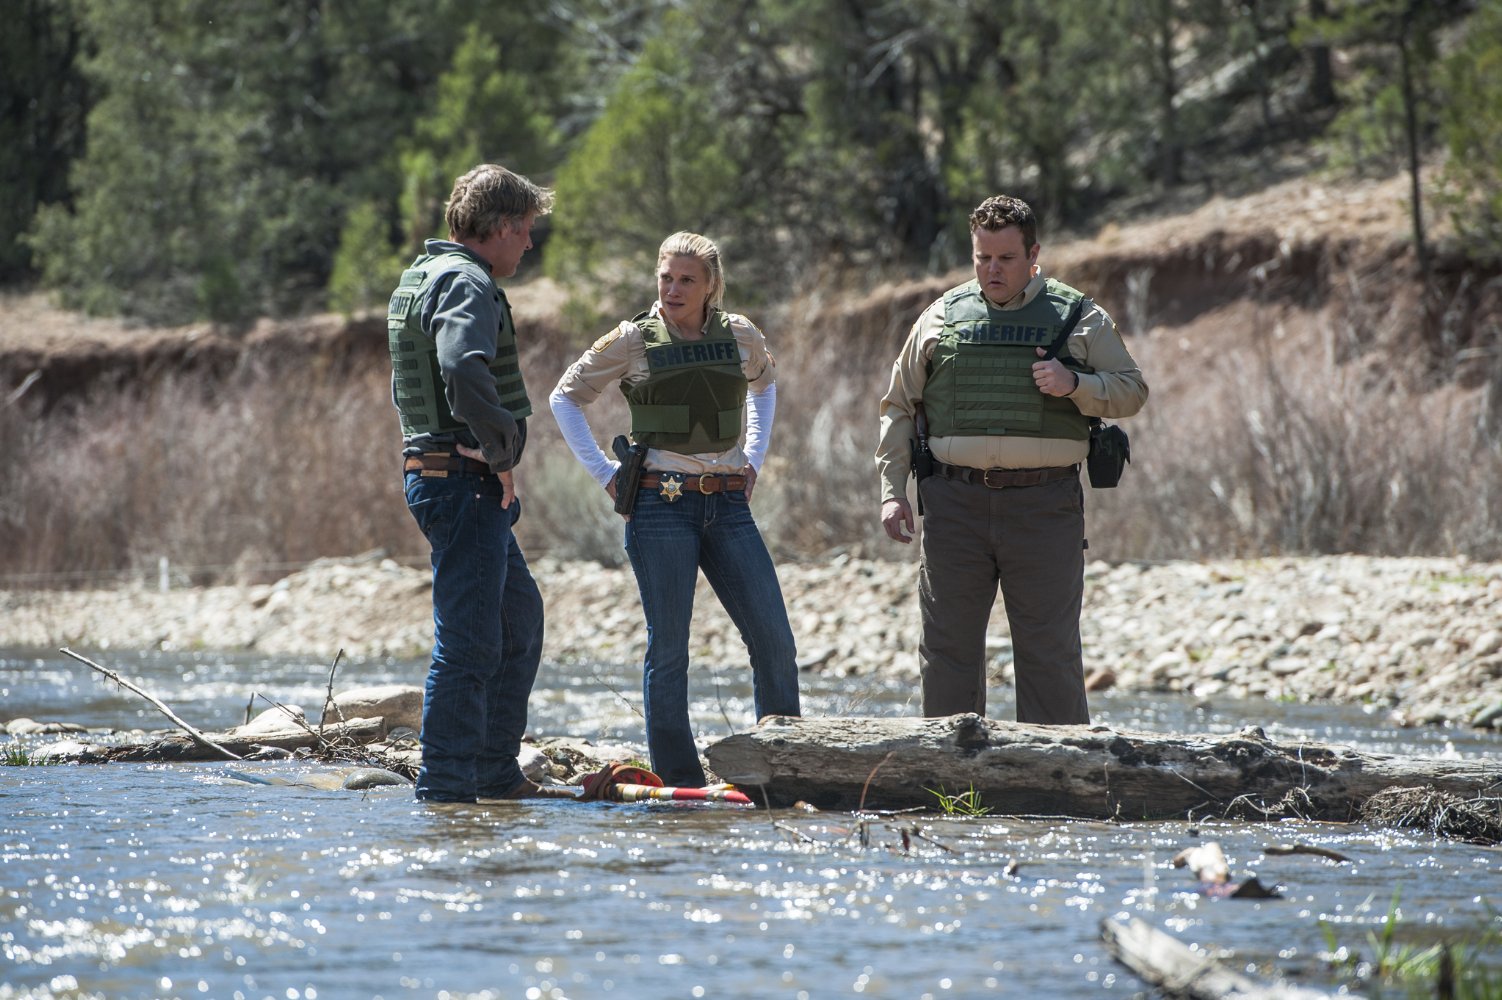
[1,362,419,585]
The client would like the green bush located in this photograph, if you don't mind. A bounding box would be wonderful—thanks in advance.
[1437,0,1502,260]
[328,201,403,319]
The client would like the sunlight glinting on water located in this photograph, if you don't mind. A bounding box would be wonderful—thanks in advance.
[3,649,1499,997]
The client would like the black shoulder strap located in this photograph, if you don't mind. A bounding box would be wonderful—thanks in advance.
[1042,296,1087,361]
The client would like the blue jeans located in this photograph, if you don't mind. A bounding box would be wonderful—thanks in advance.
[623,487,801,786]
[405,470,544,801]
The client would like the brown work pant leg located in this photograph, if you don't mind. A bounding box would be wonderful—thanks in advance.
[918,476,999,717]
[995,477,1088,725]
[917,475,1089,725]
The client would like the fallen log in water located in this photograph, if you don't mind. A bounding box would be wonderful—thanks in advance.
[704,714,1501,821]
[92,717,386,763]
[1101,916,1346,999]
[54,646,412,775]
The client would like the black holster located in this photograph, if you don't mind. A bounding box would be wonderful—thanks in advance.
[1086,421,1131,488]
[911,403,934,515]
[910,438,933,515]
[611,435,648,515]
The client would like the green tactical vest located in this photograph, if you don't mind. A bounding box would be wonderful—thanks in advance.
[387,250,532,437]
[923,278,1091,441]
[623,310,747,454]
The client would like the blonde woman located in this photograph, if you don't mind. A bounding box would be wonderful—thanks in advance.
[549,232,800,786]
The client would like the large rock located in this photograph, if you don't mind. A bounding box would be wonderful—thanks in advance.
[322,685,422,735]
[30,740,96,762]
[235,704,308,737]
[518,745,550,781]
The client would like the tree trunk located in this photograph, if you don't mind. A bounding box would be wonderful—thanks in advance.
[1154,1,1183,187]
[1306,0,1336,108]
[705,715,1498,817]
[1398,28,1430,277]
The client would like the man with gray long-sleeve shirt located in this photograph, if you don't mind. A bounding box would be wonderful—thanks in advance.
[387,163,573,802]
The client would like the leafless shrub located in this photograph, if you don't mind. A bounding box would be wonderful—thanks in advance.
[513,449,626,565]
[4,360,419,585]
[1087,300,1502,561]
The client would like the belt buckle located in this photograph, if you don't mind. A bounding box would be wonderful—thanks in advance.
[694,475,716,495]
[981,468,1009,489]
[659,475,684,502]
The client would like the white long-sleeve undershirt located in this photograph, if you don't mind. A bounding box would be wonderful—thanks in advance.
[548,381,777,487]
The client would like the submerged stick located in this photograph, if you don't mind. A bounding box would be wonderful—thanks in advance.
[1263,843,1352,863]
[59,647,242,761]
[1102,916,1340,999]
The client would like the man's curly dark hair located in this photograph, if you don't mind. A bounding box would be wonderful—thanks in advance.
[969,195,1037,248]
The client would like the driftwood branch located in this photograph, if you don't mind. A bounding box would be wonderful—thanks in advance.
[61,646,242,761]
[1101,916,1346,999]
[704,714,1501,820]
[318,648,345,739]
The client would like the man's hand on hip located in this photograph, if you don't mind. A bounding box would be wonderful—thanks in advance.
[881,498,914,544]
[455,442,514,508]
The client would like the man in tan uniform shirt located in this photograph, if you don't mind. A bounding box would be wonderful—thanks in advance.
[876,195,1148,724]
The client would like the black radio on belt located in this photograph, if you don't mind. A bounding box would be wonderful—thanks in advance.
[1040,303,1130,490]
[1086,420,1130,488]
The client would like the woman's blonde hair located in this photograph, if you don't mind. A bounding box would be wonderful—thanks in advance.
[657,231,725,309]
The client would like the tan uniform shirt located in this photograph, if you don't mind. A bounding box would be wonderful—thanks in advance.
[553,303,774,475]
[876,270,1148,503]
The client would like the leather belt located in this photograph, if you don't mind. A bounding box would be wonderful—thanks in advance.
[932,461,1077,489]
[639,472,747,495]
[403,453,495,478]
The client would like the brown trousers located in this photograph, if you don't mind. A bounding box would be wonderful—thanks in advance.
[917,473,1089,725]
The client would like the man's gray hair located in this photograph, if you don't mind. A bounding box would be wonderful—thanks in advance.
[446,164,554,241]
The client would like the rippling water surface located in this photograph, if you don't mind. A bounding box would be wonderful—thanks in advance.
[3,649,1499,999]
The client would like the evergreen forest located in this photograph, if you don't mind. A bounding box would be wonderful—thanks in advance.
[6,0,1502,325]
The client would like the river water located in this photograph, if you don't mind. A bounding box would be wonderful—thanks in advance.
[3,648,1499,999]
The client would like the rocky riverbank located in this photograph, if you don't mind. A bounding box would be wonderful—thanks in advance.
[4,553,1502,731]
